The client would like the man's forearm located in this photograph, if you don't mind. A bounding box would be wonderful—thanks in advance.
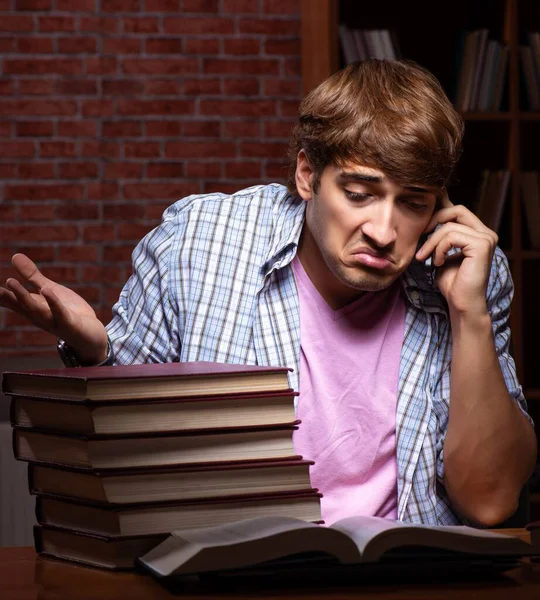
[444,310,537,526]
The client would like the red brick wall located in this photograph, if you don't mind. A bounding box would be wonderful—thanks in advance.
[0,0,301,356]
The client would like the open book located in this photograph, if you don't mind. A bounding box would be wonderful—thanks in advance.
[137,515,535,579]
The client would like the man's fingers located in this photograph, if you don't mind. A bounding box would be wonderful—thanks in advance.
[41,287,75,332]
[0,286,26,316]
[11,253,52,291]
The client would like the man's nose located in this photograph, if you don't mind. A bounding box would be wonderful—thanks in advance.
[360,204,398,248]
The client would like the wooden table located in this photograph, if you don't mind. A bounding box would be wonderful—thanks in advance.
[3,543,540,600]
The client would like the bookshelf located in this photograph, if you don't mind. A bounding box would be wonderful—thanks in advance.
[301,0,540,517]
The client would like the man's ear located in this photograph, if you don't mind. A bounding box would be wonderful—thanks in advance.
[295,149,314,201]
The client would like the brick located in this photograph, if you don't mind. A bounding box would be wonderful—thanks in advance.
[82,265,126,283]
[17,80,55,95]
[223,120,260,137]
[0,38,16,52]
[145,38,183,53]
[183,120,220,137]
[105,287,123,305]
[59,162,99,179]
[123,182,194,200]
[74,285,102,304]
[264,120,295,138]
[56,204,100,219]
[18,204,56,220]
[185,162,221,177]
[1,225,78,241]
[222,39,260,55]
[265,38,300,55]
[263,78,300,96]
[58,36,97,53]
[40,141,76,157]
[146,162,184,178]
[82,225,116,241]
[145,120,181,136]
[222,0,258,13]
[122,58,198,75]
[0,205,16,219]
[16,121,54,137]
[102,121,142,137]
[124,141,161,158]
[58,120,97,137]
[182,78,220,95]
[103,203,145,219]
[81,141,119,158]
[200,99,276,117]
[102,0,140,10]
[225,161,261,179]
[87,57,118,75]
[264,161,288,179]
[117,223,153,241]
[0,332,16,347]
[204,181,252,194]
[18,163,56,179]
[102,37,141,54]
[0,79,14,95]
[204,58,279,76]
[4,247,55,261]
[144,203,172,221]
[87,182,119,199]
[183,0,218,12]
[39,16,75,32]
[240,141,288,158]
[165,141,235,158]
[144,80,181,95]
[55,80,98,95]
[4,184,83,200]
[104,162,144,179]
[0,164,17,178]
[103,245,134,261]
[144,0,179,9]
[0,16,34,32]
[123,17,159,33]
[102,79,144,95]
[0,122,12,136]
[164,17,234,34]
[18,330,57,347]
[4,59,83,75]
[222,78,259,95]
[283,57,300,76]
[0,141,35,157]
[15,0,53,10]
[239,18,299,35]
[81,99,115,117]
[184,38,220,54]
[57,0,96,10]
[117,99,193,116]
[79,16,118,33]
[263,0,300,14]
[280,99,299,117]
[59,245,100,262]
[17,37,54,53]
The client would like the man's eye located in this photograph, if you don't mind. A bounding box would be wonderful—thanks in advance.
[405,200,429,211]
[345,190,370,201]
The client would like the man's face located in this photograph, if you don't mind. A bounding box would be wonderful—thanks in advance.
[296,155,439,309]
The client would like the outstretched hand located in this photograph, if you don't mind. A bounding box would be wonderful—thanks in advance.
[0,254,108,363]
[415,192,498,317]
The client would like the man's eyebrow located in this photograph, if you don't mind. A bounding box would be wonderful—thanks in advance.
[339,170,436,195]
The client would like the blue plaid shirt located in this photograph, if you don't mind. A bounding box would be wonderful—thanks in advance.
[107,183,530,525]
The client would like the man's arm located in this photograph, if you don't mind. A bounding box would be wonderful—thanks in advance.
[416,198,537,527]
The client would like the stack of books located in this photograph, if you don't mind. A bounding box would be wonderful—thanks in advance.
[2,361,321,570]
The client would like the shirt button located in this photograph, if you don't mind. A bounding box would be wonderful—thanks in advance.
[410,290,420,301]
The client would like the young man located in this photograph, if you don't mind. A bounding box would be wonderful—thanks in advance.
[0,59,536,527]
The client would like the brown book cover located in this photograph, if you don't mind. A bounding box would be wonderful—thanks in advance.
[10,390,299,436]
[28,459,315,505]
[35,490,323,537]
[34,524,167,571]
[2,361,292,401]
[13,425,300,470]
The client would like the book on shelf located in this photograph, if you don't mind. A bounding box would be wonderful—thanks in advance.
[1,361,292,402]
[475,169,510,232]
[28,459,314,505]
[9,389,298,436]
[35,492,323,538]
[519,45,540,110]
[13,426,300,470]
[34,524,167,571]
[520,171,540,249]
[136,514,535,580]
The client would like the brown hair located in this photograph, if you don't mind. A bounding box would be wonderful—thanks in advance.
[287,59,464,194]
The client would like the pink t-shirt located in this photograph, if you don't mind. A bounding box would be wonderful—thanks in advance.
[291,256,406,525]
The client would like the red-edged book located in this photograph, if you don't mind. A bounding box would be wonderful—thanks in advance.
[2,361,292,401]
